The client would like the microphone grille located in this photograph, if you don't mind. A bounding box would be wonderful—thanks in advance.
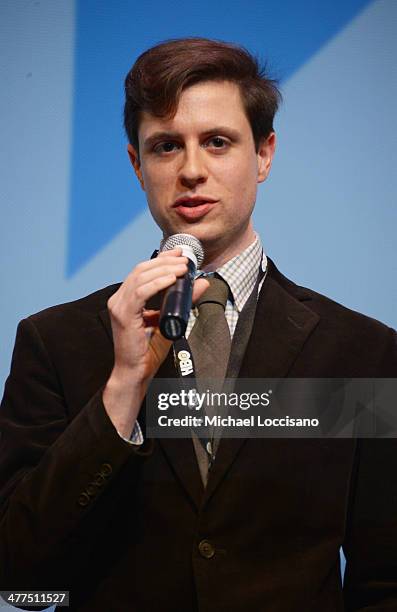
[160,233,204,268]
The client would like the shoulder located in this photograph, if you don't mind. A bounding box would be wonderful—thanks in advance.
[266,258,397,376]
[268,257,395,334]
[28,283,121,327]
[18,284,122,353]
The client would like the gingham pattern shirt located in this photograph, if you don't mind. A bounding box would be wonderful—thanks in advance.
[120,233,267,445]
[186,233,267,338]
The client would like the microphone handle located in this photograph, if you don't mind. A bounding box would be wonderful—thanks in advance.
[159,259,196,340]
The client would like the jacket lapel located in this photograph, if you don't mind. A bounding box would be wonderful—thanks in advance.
[153,353,205,509]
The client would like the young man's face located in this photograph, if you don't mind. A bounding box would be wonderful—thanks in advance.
[128,80,275,266]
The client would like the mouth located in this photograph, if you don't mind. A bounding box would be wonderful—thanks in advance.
[173,196,218,221]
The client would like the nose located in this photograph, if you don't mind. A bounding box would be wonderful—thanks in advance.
[179,145,208,188]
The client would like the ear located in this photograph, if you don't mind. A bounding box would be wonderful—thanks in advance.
[127,144,145,190]
[257,132,276,184]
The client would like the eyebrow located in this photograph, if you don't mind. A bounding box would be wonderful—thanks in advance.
[143,126,241,150]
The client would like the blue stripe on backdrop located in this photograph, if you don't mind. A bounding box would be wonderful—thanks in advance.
[67,0,371,276]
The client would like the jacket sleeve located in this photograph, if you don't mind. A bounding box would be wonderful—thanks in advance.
[0,317,152,601]
[342,327,397,610]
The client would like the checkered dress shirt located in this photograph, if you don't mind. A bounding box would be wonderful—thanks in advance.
[186,233,267,338]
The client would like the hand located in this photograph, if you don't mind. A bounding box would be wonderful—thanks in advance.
[107,248,209,385]
[103,248,209,438]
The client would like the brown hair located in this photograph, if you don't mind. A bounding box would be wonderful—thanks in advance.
[124,37,281,153]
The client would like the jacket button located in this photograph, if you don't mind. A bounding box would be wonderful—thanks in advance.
[86,484,97,496]
[93,473,105,486]
[77,492,90,507]
[100,463,113,477]
[198,540,215,559]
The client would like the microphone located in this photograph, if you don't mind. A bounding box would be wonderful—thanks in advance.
[159,234,204,340]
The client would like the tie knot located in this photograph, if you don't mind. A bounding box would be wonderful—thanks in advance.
[195,276,229,311]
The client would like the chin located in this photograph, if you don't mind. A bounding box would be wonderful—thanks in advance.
[163,225,213,242]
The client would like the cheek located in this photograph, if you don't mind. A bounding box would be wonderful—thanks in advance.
[142,167,172,204]
[221,159,258,207]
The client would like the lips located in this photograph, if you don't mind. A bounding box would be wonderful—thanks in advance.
[173,196,218,207]
[173,196,218,221]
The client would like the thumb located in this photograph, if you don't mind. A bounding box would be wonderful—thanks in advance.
[192,277,210,304]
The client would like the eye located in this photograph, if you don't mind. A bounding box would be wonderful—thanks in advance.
[153,141,180,154]
[205,136,229,149]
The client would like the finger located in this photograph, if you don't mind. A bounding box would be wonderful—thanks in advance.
[192,277,210,303]
[122,254,188,285]
[133,274,179,308]
[136,262,188,289]
[151,326,173,352]
[158,247,183,257]
[143,310,160,327]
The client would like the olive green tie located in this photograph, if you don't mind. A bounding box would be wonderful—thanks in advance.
[188,276,231,478]
[188,276,231,384]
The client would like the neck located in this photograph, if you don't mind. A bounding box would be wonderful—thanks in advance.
[201,227,257,272]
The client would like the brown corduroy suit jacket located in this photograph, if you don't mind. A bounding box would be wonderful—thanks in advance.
[1,259,397,612]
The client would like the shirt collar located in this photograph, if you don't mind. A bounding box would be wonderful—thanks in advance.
[198,233,267,313]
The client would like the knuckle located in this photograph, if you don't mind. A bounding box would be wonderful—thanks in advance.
[134,262,146,275]
[107,295,116,311]
[135,285,146,300]
[159,274,174,285]
[109,303,122,321]
[134,271,143,285]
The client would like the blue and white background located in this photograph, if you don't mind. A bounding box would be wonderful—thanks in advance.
[0,1,396,609]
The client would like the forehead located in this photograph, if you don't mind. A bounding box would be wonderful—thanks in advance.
[138,80,251,139]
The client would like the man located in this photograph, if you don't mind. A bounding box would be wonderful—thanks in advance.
[0,38,396,612]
